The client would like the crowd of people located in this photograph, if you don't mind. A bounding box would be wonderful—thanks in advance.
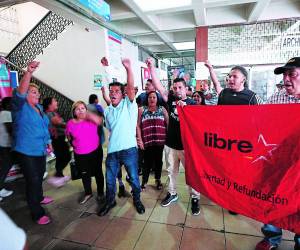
[0,56,300,250]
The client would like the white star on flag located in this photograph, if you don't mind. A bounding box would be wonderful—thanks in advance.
[251,134,278,164]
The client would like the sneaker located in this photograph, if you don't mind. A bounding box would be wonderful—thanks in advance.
[161,192,178,207]
[255,240,277,250]
[40,196,54,205]
[191,198,200,215]
[0,188,13,198]
[37,215,51,225]
[134,199,145,214]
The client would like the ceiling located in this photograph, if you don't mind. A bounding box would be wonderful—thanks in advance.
[105,0,300,60]
[1,0,299,65]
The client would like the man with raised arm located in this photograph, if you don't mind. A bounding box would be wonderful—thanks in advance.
[98,58,145,216]
[146,58,201,216]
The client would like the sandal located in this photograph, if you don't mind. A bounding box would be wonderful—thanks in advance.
[79,194,93,204]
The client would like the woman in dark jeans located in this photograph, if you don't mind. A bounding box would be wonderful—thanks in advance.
[66,101,104,204]
[43,97,71,187]
[12,61,53,225]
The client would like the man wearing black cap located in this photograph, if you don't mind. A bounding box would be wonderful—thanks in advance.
[255,57,300,250]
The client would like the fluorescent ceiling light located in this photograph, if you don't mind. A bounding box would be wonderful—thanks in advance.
[133,0,192,12]
[173,42,195,50]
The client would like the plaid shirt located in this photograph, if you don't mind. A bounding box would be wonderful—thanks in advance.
[267,89,300,104]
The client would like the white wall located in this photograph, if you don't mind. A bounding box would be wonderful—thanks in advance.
[35,23,107,104]
[16,2,48,38]
[34,22,150,105]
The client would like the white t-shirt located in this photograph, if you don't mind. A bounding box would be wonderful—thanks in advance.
[0,208,26,250]
[0,110,12,147]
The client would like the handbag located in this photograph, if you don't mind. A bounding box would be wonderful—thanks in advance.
[70,160,82,180]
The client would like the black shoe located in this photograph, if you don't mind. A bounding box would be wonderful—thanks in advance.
[97,201,116,216]
[96,194,105,202]
[118,185,131,198]
[228,210,238,215]
[134,199,145,214]
[161,192,178,207]
[155,179,163,190]
[191,198,200,216]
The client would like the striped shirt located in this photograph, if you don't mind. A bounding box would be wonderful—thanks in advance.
[267,89,300,104]
[141,106,167,147]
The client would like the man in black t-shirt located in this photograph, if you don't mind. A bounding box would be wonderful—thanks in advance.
[146,58,201,216]
[205,62,262,105]
[207,64,262,216]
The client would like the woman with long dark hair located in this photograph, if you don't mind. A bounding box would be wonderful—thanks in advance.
[43,97,71,187]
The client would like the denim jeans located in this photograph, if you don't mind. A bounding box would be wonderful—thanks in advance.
[106,147,141,203]
[16,152,46,220]
[262,224,300,248]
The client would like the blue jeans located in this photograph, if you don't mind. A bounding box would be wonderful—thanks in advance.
[105,147,141,203]
[262,224,300,248]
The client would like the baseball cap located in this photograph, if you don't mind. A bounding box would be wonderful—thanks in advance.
[274,57,300,74]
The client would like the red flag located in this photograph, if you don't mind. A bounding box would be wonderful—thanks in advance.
[178,104,300,234]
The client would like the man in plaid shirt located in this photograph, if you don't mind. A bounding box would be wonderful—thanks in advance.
[255,57,300,250]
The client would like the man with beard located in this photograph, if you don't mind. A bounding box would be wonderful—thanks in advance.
[146,58,201,216]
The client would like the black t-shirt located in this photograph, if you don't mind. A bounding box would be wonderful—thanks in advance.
[166,95,196,150]
[218,88,260,105]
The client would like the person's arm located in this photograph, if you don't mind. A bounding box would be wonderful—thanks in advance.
[86,111,103,125]
[101,86,111,106]
[162,106,169,129]
[204,60,223,95]
[18,61,40,94]
[122,58,135,101]
[146,58,168,103]
[136,107,144,150]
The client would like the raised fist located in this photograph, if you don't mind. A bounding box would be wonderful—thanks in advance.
[101,57,109,66]
[27,61,40,73]
[121,58,131,69]
[145,58,154,69]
